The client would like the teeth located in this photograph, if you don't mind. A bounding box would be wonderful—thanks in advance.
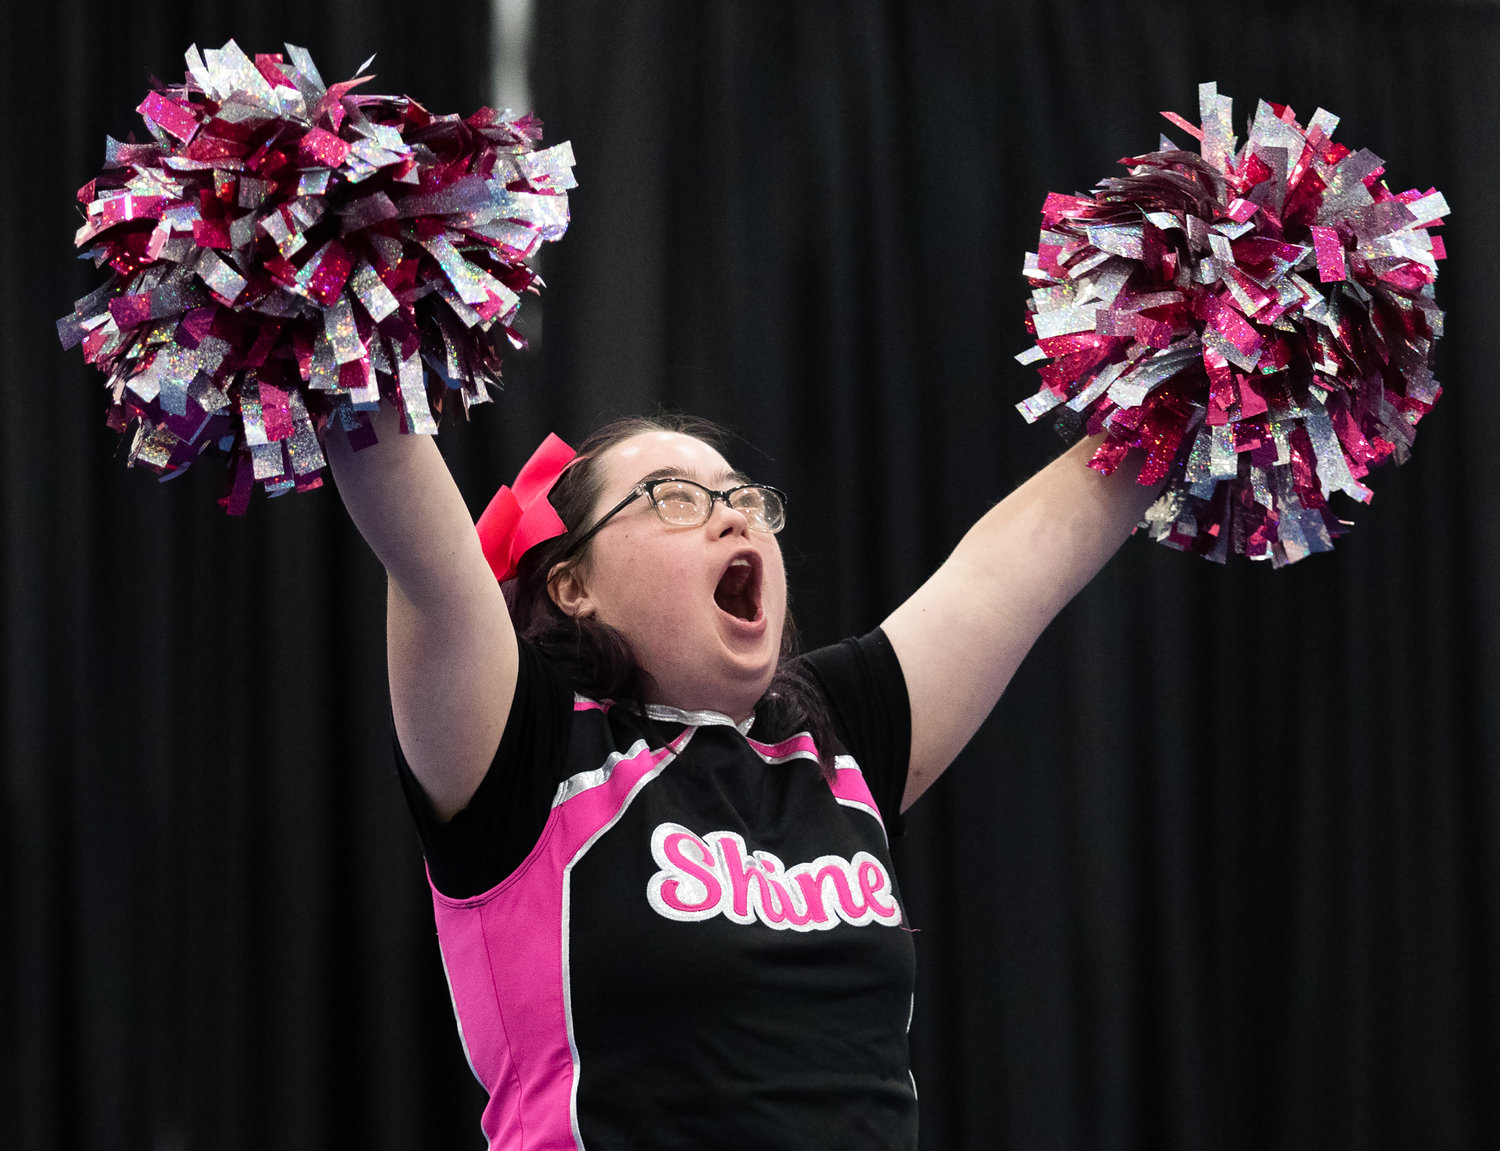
[729,558,750,567]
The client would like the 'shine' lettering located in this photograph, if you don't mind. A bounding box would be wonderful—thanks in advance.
[646,822,902,931]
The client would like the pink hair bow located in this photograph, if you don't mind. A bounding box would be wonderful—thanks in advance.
[476,433,576,581]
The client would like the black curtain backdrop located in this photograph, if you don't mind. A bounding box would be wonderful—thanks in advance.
[4,2,1498,1149]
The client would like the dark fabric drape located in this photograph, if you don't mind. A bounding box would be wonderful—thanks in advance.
[2,8,496,1151]
[5,2,1498,1149]
[529,8,1500,1143]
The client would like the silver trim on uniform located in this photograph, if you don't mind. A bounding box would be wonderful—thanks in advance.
[551,738,654,808]
[643,702,756,734]
[829,754,890,846]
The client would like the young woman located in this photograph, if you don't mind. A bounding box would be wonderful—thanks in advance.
[326,404,1159,1150]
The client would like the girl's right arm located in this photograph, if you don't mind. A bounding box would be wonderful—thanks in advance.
[325,405,517,822]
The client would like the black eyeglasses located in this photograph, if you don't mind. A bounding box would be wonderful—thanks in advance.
[563,477,788,556]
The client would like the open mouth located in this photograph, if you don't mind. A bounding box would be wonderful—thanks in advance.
[713,554,762,623]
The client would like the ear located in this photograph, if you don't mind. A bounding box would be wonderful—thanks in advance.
[548,561,595,619]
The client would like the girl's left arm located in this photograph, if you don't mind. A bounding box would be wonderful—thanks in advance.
[881,435,1161,811]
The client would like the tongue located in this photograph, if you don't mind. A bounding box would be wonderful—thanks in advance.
[718,564,752,596]
[715,564,755,619]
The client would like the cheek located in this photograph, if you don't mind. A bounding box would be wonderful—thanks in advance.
[589,536,693,624]
[764,545,788,600]
[759,552,790,631]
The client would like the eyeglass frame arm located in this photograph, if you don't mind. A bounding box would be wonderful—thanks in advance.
[558,478,787,560]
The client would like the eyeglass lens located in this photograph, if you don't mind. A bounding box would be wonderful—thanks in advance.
[648,480,784,532]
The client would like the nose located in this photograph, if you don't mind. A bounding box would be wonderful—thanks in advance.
[710,495,752,536]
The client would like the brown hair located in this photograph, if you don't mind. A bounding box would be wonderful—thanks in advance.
[504,415,839,774]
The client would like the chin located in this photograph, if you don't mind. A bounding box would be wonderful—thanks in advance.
[650,653,775,720]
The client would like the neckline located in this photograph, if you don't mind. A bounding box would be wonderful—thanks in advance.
[642,702,756,735]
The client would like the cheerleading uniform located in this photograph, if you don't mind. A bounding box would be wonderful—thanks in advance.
[397,629,918,1151]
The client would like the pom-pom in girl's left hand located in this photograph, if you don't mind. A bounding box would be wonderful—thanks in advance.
[1016,83,1447,565]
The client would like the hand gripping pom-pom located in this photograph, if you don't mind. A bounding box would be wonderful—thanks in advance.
[57,40,575,513]
[1016,82,1447,565]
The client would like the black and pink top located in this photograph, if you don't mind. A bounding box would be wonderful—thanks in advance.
[398,631,918,1151]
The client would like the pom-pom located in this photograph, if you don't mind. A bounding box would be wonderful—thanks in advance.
[58,40,575,513]
[1016,83,1447,565]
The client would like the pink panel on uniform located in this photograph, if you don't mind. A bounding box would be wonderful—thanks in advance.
[747,734,886,832]
[828,763,885,832]
[431,738,680,1149]
[746,733,819,763]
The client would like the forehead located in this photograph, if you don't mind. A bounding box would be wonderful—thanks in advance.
[597,431,740,492]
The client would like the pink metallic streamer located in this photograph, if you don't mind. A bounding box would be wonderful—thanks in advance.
[60,38,575,513]
[1016,83,1448,565]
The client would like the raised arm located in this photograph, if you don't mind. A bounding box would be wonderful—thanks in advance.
[325,407,517,821]
[881,436,1159,811]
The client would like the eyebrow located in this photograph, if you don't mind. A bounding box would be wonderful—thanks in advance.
[636,466,754,487]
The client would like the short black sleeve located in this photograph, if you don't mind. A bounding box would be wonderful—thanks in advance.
[799,628,912,834]
[394,638,575,899]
